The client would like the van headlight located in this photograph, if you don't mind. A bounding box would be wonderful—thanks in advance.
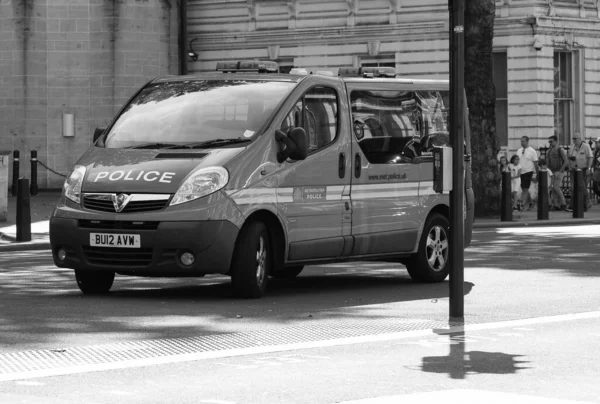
[63,165,86,204]
[170,166,229,206]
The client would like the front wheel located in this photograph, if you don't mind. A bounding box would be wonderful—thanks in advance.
[230,221,271,298]
[74,270,115,294]
[405,213,450,283]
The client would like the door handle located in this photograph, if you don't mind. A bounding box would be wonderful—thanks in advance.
[338,152,346,178]
[354,153,362,178]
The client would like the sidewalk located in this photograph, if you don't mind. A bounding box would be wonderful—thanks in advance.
[2,192,600,252]
[473,204,600,228]
[0,191,59,251]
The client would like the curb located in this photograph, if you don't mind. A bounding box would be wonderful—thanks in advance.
[0,241,51,252]
[473,217,600,229]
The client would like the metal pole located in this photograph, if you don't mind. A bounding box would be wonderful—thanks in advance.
[179,0,188,75]
[16,177,31,242]
[11,150,19,197]
[30,150,38,196]
[537,169,548,220]
[449,0,465,319]
[573,169,584,218]
[501,171,512,221]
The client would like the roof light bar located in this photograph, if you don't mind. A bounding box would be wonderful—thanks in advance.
[338,66,396,78]
[216,60,279,73]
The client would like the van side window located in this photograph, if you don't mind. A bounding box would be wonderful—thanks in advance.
[280,87,339,154]
[414,90,450,155]
[350,90,449,164]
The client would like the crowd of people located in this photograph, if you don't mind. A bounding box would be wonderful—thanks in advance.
[499,134,600,212]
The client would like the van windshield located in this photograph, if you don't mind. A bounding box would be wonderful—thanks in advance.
[102,80,296,149]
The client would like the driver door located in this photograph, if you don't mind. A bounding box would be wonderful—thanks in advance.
[276,85,350,261]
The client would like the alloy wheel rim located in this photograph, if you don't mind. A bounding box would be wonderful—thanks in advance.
[425,225,448,272]
[256,236,266,284]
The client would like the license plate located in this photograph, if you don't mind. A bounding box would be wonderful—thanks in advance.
[90,233,141,248]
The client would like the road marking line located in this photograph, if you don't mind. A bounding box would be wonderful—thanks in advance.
[1,311,600,382]
[335,389,596,403]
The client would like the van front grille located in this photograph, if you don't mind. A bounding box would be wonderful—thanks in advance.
[82,247,153,267]
[83,194,170,213]
[78,220,160,231]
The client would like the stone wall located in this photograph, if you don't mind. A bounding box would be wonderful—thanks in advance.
[0,0,180,189]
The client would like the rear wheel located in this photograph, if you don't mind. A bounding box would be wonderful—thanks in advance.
[74,270,115,294]
[230,221,271,298]
[271,265,304,279]
[405,213,450,283]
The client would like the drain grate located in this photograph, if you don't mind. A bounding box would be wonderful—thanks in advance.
[0,317,458,379]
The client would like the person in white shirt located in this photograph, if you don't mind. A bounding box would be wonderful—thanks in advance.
[508,155,522,210]
[516,136,540,210]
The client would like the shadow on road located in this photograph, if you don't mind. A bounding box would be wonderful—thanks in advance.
[0,251,475,351]
[468,225,600,277]
[420,328,531,379]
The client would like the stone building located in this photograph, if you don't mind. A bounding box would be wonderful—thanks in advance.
[188,0,600,156]
[0,0,180,188]
[2,0,600,188]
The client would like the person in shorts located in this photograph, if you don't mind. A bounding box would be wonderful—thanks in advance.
[517,136,539,210]
[546,135,568,211]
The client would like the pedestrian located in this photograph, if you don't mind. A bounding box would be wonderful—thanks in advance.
[592,137,600,203]
[567,133,593,211]
[508,155,522,210]
[546,135,568,211]
[498,155,509,174]
[516,136,539,211]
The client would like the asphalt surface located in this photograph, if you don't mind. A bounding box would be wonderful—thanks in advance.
[1,225,600,403]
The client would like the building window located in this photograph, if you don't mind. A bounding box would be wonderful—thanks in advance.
[493,52,508,147]
[554,51,574,144]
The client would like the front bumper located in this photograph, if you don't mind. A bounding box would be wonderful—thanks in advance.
[50,217,239,276]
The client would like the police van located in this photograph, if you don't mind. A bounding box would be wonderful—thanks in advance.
[50,61,475,298]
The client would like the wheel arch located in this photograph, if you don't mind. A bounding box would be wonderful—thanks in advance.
[416,203,449,249]
[427,203,449,222]
[238,209,286,274]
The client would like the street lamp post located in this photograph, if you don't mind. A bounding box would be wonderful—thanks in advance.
[449,0,465,319]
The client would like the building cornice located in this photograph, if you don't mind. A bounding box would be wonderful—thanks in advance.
[190,21,447,50]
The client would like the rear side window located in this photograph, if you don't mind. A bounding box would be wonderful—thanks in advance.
[350,90,449,164]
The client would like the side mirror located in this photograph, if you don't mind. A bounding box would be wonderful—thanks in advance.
[93,127,106,143]
[275,127,309,163]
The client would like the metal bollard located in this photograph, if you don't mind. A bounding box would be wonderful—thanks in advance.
[16,178,31,242]
[30,150,38,196]
[11,150,19,196]
[572,169,584,219]
[537,169,549,220]
[500,171,512,221]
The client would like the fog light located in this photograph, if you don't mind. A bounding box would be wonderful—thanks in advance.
[57,248,67,262]
[180,252,195,266]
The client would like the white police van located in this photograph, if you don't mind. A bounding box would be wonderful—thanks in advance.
[50,61,474,298]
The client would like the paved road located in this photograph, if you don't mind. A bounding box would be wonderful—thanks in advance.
[1,225,600,403]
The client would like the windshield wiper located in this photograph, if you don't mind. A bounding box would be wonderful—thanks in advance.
[186,138,252,149]
[126,143,190,149]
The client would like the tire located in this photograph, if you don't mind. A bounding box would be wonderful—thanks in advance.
[74,270,115,294]
[230,221,271,298]
[270,265,304,279]
[405,213,450,283]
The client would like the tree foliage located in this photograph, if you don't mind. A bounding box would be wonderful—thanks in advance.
[464,0,500,216]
